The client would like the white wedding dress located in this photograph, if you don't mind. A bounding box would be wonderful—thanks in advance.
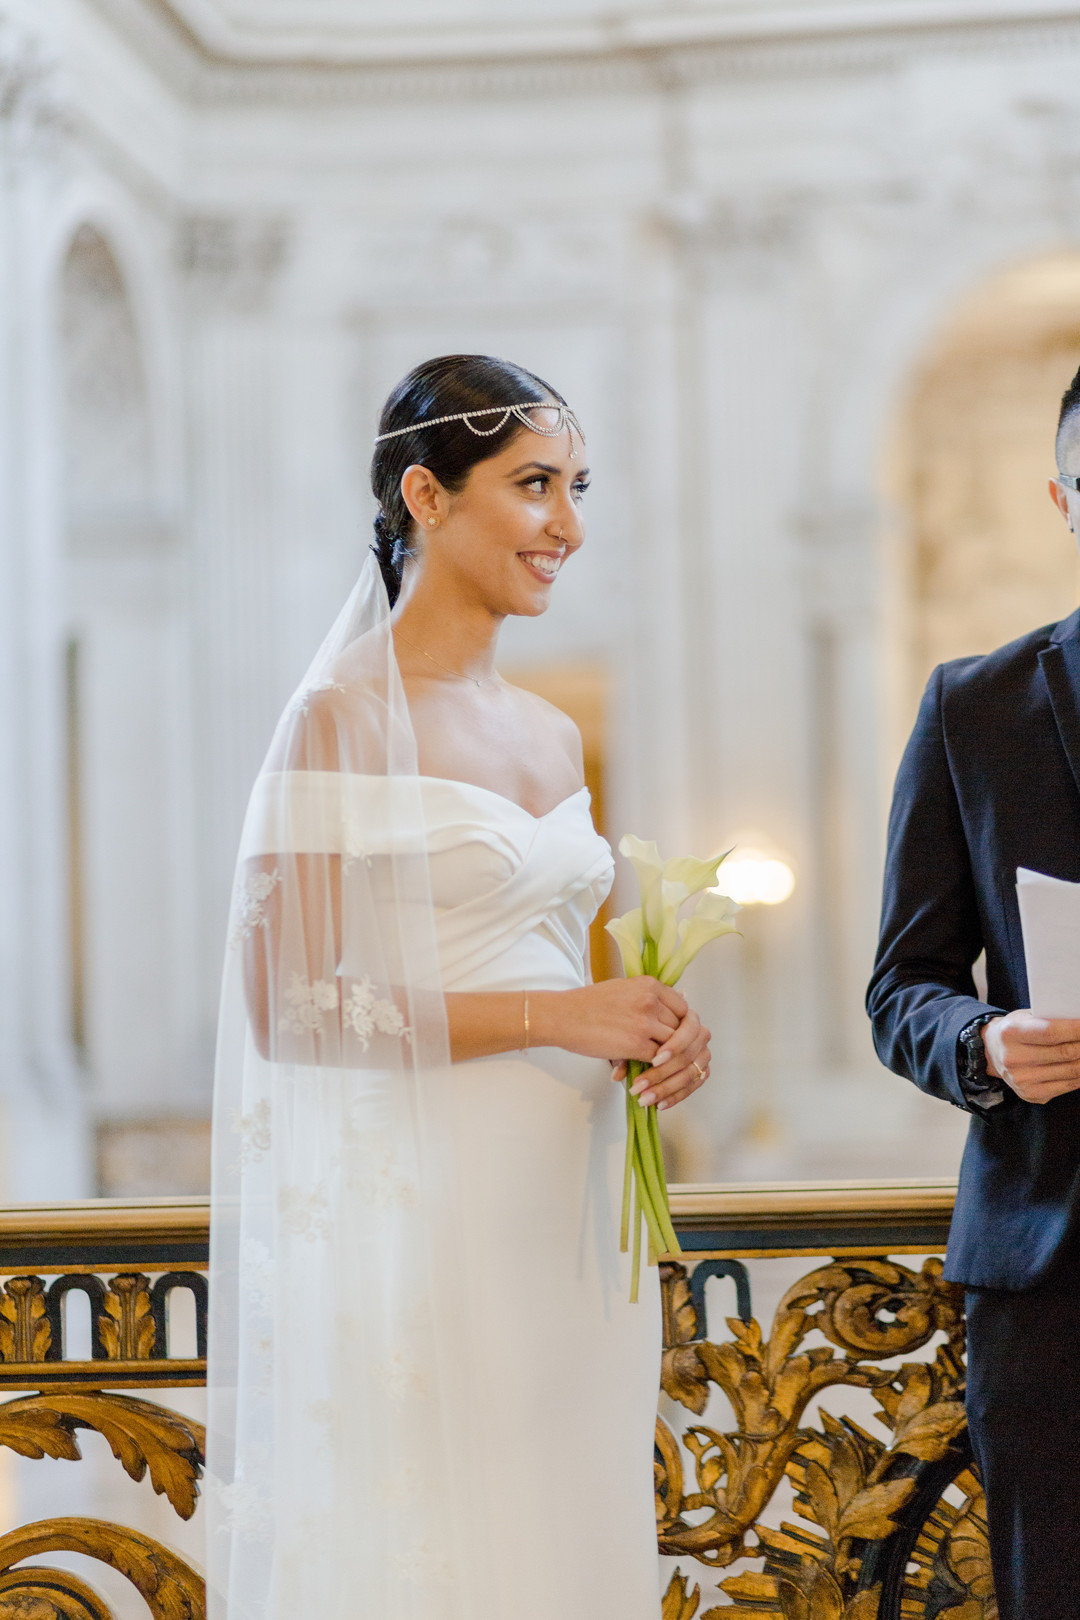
[210,559,663,1619]
[421,775,662,1617]
[214,766,662,1619]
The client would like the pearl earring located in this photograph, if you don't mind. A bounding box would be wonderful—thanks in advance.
[427,517,437,527]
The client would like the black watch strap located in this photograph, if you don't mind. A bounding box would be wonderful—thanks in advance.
[956,1012,1006,1109]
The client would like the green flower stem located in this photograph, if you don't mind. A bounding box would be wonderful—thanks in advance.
[620,1061,645,1255]
[646,1103,672,1218]
[621,1053,683,1297]
[620,1080,634,1253]
[631,1100,680,1255]
[632,1128,667,1254]
[629,1182,642,1304]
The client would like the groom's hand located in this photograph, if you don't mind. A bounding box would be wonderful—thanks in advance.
[983,1011,1080,1103]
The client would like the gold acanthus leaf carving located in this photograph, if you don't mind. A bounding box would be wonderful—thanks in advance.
[0,1403,83,1465]
[788,1412,917,1576]
[100,1276,155,1361]
[0,1519,203,1620]
[660,1262,699,1351]
[888,1461,996,1620]
[655,1418,685,1526]
[661,1568,703,1620]
[0,1395,204,1520]
[0,1279,50,1364]
[945,1494,995,1608]
[657,1256,967,1578]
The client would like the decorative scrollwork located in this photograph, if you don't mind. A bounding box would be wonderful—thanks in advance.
[0,1394,204,1518]
[0,1562,115,1618]
[0,1519,204,1620]
[0,1270,207,1382]
[657,1255,987,1619]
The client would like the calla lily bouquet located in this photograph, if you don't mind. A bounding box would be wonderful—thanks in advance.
[606,835,740,1301]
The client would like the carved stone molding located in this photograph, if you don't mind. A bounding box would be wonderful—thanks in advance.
[0,18,67,157]
[177,213,290,313]
[84,0,1080,109]
[797,502,881,628]
[341,215,618,310]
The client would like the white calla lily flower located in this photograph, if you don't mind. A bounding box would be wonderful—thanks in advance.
[605,907,645,978]
[662,850,731,899]
[655,879,690,972]
[618,835,667,940]
[659,889,741,985]
[612,833,742,1302]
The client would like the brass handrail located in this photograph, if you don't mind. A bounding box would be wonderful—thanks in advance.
[668,1176,957,1256]
[0,1180,961,1265]
[0,1197,211,1270]
[669,1176,957,1218]
[0,1197,210,1239]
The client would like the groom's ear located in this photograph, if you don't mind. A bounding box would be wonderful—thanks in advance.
[1050,477,1074,530]
[400,463,446,532]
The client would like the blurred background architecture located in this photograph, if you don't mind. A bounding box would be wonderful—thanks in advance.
[4,0,1080,1202]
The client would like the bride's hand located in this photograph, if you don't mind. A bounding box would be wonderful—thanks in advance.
[611,1006,712,1111]
[540,977,687,1066]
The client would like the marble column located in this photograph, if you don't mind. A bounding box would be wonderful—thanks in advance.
[0,31,92,1197]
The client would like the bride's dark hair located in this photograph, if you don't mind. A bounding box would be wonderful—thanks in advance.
[370,353,566,607]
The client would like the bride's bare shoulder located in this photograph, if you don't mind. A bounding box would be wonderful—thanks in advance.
[501,681,584,776]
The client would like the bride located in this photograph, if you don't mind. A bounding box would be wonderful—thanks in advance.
[208,354,712,1619]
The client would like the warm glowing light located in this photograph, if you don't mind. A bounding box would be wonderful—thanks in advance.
[713,847,796,907]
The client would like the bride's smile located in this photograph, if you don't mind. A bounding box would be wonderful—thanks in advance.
[517,547,563,582]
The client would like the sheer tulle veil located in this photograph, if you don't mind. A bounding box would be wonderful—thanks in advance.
[207,550,479,1617]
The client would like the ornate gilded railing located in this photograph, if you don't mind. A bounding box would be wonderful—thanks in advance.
[660,1178,985,1620]
[0,1184,978,1620]
[0,1197,208,1616]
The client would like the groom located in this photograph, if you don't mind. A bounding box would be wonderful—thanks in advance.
[867,362,1080,1620]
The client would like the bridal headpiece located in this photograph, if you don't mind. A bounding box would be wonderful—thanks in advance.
[375,400,583,454]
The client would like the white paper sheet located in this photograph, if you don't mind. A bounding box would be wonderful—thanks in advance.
[1016,867,1080,1017]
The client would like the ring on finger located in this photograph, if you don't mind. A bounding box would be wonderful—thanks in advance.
[691,1060,706,1081]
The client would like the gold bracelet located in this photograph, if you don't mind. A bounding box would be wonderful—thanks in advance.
[523,991,530,1051]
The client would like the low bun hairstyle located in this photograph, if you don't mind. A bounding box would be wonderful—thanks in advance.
[370,354,567,607]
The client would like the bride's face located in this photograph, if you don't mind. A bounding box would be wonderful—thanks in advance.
[403,417,589,617]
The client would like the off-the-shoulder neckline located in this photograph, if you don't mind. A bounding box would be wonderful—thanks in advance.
[417,776,589,822]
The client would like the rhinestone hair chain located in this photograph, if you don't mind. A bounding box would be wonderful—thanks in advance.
[374,401,583,449]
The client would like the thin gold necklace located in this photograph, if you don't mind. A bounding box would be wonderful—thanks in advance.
[394,628,495,689]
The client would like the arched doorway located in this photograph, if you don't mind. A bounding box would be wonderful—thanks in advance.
[888,253,1080,743]
[60,224,205,1193]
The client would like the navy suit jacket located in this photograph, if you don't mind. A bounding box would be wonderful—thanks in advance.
[867,607,1080,1290]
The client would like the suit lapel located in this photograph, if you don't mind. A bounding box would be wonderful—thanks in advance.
[1039,610,1080,802]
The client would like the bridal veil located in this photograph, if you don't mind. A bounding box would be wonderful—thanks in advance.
[207,552,478,1618]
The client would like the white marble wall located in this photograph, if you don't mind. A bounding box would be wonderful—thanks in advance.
[6,0,1080,1196]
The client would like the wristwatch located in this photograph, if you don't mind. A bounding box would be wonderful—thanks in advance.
[956,1012,1006,1110]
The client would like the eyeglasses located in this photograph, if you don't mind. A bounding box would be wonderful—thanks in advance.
[1059,473,1080,490]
